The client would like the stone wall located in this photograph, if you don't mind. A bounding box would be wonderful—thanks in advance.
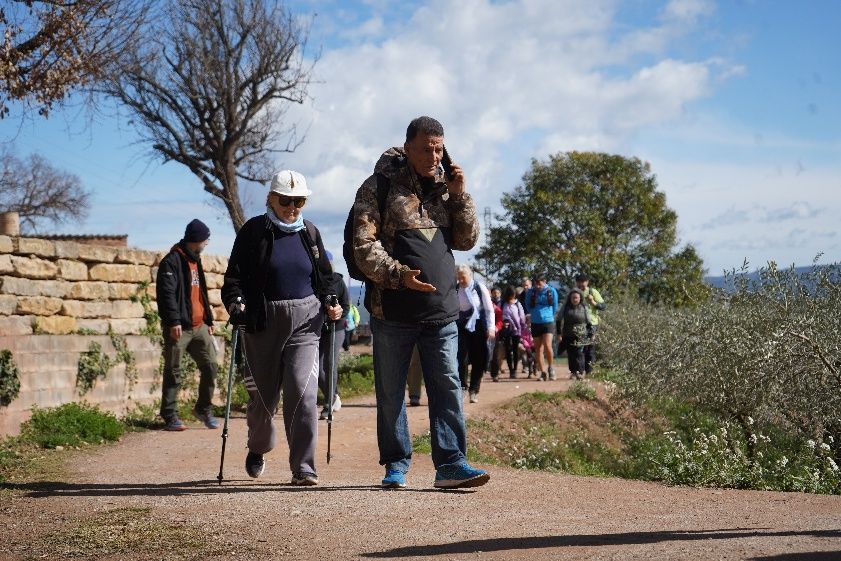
[0,335,165,436]
[0,235,230,436]
[0,235,230,336]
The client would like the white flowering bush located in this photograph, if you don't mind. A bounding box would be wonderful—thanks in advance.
[633,421,840,493]
[601,260,841,493]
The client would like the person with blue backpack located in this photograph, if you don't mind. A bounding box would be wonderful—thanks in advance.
[524,273,559,381]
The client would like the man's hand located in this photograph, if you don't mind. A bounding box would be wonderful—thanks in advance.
[446,163,466,196]
[169,325,182,341]
[487,327,496,340]
[587,294,596,305]
[327,304,344,321]
[402,269,436,292]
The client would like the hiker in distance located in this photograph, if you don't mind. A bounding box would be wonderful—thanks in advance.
[350,115,490,489]
[222,170,343,486]
[156,219,219,432]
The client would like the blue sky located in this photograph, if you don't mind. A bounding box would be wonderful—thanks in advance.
[1,0,839,280]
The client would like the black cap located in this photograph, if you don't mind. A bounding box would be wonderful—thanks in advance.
[184,219,210,243]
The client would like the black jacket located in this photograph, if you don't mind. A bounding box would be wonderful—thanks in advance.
[156,242,214,330]
[323,272,350,328]
[221,215,336,333]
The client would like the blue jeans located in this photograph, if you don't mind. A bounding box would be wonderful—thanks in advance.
[371,317,467,472]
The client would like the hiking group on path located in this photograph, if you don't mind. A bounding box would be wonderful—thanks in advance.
[156,115,612,492]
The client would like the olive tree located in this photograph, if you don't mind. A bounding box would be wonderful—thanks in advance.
[602,261,841,459]
[477,151,708,306]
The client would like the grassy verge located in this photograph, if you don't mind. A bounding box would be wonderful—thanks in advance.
[413,377,841,494]
[39,507,254,560]
[1,402,124,486]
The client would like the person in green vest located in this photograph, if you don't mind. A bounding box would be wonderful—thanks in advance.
[342,302,360,351]
[575,273,606,376]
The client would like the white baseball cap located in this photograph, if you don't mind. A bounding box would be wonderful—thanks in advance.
[270,170,312,197]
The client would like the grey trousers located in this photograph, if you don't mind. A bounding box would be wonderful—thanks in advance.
[241,296,323,476]
[159,323,217,421]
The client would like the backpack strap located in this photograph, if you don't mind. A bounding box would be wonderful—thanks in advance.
[302,219,319,260]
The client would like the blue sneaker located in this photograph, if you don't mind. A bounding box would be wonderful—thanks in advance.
[381,469,407,488]
[193,408,219,429]
[433,462,490,489]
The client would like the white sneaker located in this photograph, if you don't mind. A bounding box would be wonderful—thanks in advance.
[469,392,478,403]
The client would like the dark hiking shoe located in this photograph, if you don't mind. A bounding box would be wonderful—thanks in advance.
[193,408,219,429]
[245,451,265,478]
[163,417,187,431]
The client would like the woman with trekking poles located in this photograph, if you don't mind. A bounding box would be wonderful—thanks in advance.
[221,170,343,486]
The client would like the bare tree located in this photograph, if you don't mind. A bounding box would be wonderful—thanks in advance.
[100,0,315,231]
[0,148,90,233]
[0,0,147,117]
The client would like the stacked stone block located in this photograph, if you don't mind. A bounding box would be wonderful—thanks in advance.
[0,235,230,336]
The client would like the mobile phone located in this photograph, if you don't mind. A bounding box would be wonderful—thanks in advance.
[441,145,455,180]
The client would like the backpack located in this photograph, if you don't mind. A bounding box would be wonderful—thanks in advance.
[343,173,391,282]
[529,286,553,309]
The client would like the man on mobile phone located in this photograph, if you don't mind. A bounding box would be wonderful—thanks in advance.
[351,116,489,490]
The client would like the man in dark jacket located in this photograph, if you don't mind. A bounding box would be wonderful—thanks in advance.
[351,116,489,490]
[156,219,218,431]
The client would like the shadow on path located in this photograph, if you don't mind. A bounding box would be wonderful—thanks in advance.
[1,480,475,498]
[362,529,841,558]
[749,553,841,561]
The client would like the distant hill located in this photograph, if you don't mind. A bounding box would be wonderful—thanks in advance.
[704,265,830,290]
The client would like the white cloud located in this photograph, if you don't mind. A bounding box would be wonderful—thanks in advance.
[275,0,732,274]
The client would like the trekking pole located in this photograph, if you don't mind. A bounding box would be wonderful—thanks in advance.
[326,294,338,464]
[217,299,243,484]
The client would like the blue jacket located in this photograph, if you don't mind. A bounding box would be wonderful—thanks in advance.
[525,285,559,325]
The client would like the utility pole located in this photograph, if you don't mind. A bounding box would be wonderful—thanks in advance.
[482,207,494,283]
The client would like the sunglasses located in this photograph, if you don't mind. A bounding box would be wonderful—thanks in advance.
[275,195,307,208]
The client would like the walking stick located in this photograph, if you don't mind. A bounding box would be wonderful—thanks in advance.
[217,302,243,484]
[326,294,338,464]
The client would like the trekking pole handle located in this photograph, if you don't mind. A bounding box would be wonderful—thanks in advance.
[325,294,338,307]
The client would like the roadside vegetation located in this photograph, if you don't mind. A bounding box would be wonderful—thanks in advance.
[2,352,375,485]
[1,402,124,485]
[443,262,841,495]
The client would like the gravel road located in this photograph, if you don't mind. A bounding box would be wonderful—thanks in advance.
[2,365,840,560]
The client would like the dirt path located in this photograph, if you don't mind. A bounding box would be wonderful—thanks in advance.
[3,362,841,561]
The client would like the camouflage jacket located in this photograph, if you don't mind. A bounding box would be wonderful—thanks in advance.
[352,147,479,323]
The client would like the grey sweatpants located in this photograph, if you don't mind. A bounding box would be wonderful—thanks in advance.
[241,296,323,476]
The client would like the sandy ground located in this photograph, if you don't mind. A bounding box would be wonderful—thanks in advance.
[2,355,841,561]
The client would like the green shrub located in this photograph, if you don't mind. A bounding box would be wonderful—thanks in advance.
[122,401,162,430]
[76,342,111,396]
[565,381,597,401]
[335,353,375,399]
[21,403,124,449]
[0,349,21,406]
